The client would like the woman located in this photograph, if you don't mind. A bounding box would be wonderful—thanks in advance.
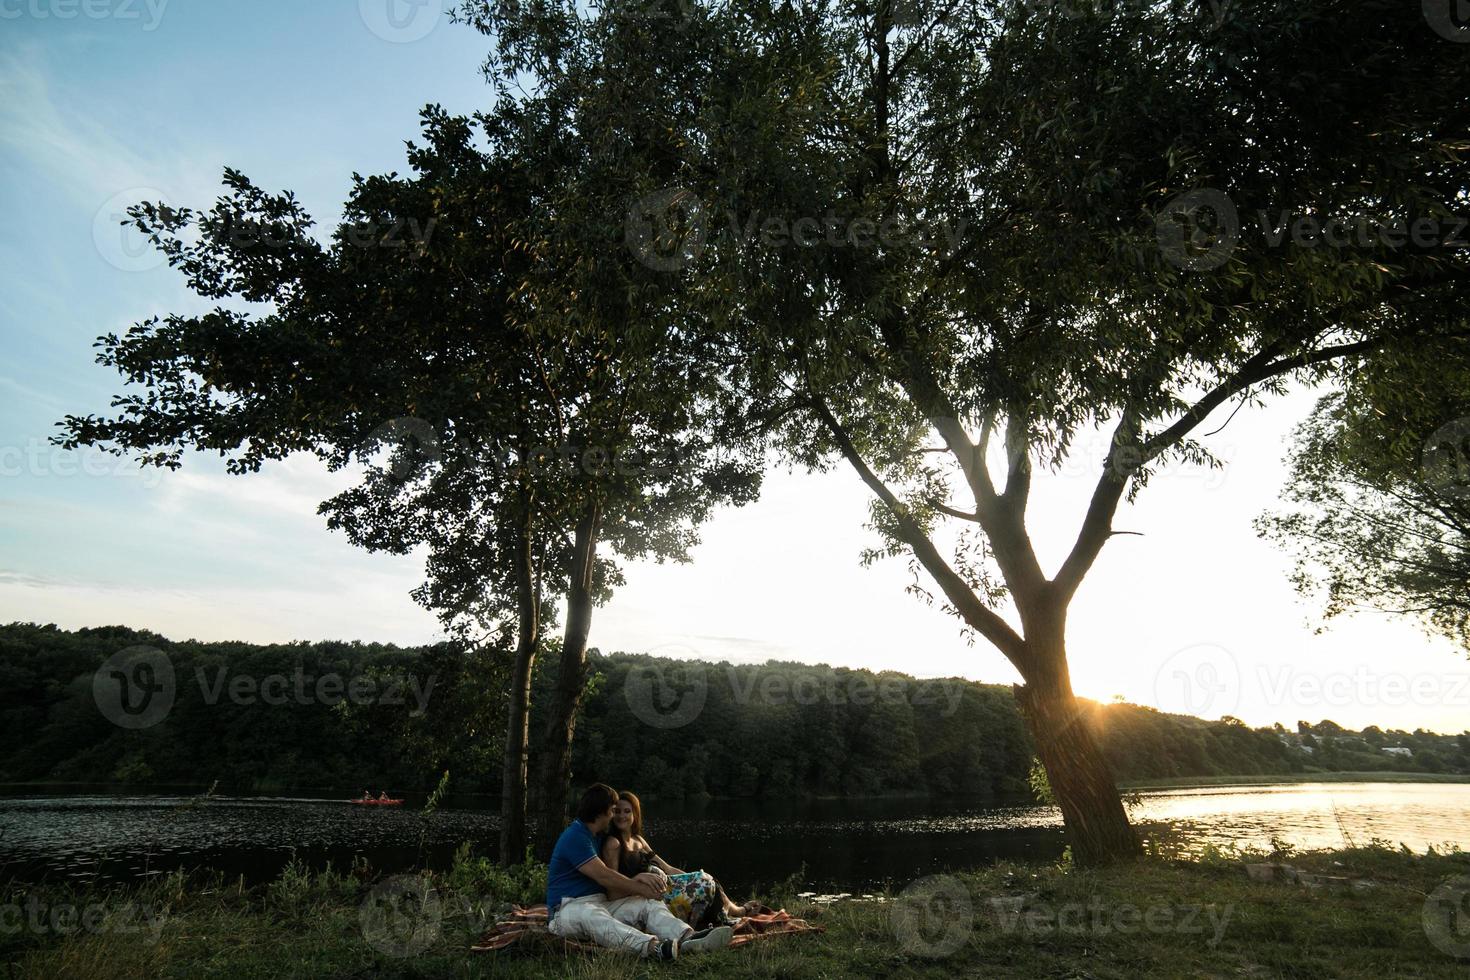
[602,790,753,927]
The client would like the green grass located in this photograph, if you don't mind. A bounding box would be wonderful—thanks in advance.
[4,842,1469,979]
[1121,771,1470,789]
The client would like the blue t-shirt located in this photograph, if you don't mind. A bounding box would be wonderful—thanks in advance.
[546,821,605,915]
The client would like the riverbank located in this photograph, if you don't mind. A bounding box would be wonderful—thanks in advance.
[4,842,1466,978]
[1121,771,1470,790]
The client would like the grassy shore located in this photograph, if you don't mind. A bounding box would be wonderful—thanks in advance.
[4,841,1469,979]
[1120,771,1470,790]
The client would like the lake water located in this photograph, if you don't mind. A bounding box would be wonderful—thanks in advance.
[1,782,1466,893]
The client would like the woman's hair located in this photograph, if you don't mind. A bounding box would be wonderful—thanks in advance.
[575,783,619,823]
[612,790,644,843]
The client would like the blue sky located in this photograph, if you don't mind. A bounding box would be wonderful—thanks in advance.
[2,1,1467,734]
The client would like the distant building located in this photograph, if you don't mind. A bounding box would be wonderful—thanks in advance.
[1381,746,1412,758]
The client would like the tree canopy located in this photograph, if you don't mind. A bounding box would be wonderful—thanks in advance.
[1260,340,1470,650]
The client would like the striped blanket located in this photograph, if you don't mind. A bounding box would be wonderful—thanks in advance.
[470,904,823,954]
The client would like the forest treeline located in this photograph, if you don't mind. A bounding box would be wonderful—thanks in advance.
[3,623,1467,797]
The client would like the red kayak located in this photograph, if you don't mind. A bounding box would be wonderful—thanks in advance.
[350,797,405,806]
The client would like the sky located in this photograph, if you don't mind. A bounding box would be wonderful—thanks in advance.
[1,0,1465,735]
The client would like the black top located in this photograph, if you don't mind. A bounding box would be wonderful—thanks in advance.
[607,835,658,877]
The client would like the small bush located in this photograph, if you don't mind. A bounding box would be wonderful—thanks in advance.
[443,843,547,907]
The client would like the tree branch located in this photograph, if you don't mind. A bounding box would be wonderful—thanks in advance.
[806,386,1028,665]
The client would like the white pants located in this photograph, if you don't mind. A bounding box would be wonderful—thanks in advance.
[548,893,690,956]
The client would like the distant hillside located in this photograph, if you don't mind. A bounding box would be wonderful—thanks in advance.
[2,623,1466,797]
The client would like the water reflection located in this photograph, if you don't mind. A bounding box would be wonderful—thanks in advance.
[1132,782,1470,853]
[0,782,1464,893]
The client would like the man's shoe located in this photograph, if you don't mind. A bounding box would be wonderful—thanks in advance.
[679,925,733,954]
[652,938,678,961]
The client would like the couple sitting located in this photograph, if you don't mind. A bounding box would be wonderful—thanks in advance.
[546,783,748,961]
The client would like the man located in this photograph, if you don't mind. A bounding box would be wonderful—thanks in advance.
[546,783,733,960]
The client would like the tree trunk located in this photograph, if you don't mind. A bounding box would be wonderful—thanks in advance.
[499,494,540,866]
[1013,655,1140,866]
[531,500,600,858]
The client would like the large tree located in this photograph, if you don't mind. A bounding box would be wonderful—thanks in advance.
[58,91,761,861]
[592,0,1469,862]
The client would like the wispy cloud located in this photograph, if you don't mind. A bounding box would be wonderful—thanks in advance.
[0,41,215,209]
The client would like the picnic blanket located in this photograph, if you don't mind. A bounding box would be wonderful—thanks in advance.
[470,903,823,954]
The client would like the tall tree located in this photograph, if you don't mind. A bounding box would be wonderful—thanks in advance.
[57,93,761,861]
[454,0,775,852]
[604,0,1470,862]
